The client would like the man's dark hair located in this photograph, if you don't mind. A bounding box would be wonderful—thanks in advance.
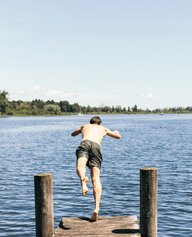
[90,116,102,125]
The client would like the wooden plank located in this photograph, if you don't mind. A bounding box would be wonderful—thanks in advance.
[55,216,140,237]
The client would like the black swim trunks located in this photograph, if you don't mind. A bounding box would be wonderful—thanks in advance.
[76,140,103,169]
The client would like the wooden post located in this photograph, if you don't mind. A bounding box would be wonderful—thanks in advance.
[140,168,158,237]
[34,173,54,237]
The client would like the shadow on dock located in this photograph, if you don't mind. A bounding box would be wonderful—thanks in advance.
[112,229,140,234]
[56,216,141,236]
[59,216,91,230]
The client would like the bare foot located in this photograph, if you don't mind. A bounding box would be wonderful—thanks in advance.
[81,176,89,196]
[90,211,99,222]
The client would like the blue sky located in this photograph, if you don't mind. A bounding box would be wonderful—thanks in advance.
[0,0,192,109]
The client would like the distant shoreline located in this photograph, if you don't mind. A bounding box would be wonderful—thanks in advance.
[1,90,192,116]
[1,112,192,118]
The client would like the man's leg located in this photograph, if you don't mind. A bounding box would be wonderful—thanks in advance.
[90,166,102,221]
[76,157,89,196]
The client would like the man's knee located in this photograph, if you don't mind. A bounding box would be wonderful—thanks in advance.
[91,175,97,183]
[91,166,101,182]
[91,175,101,186]
[76,163,86,175]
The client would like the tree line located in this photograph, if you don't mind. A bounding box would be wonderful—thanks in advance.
[0,90,192,115]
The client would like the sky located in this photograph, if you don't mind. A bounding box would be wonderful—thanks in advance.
[0,0,192,109]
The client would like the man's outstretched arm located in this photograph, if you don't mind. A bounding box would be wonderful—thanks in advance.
[71,127,82,136]
[106,129,121,139]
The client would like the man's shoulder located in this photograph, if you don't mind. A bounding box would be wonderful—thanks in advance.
[98,125,109,135]
[101,125,108,131]
[81,123,90,129]
[83,124,106,130]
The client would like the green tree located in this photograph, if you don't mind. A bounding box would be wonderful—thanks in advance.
[0,90,9,113]
[132,104,138,112]
[9,100,19,110]
[31,99,45,109]
[59,101,70,112]
[44,104,61,114]
[18,101,31,110]
[70,103,80,113]
[186,106,192,112]
[115,105,122,113]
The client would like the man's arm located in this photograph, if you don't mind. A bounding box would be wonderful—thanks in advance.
[71,127,82,136]
[105,128,121,139]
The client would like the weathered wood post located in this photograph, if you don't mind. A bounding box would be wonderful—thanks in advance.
[140,168,158,237]
[34,173,54,237]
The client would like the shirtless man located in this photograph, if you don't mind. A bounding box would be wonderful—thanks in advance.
[71,116,121,221]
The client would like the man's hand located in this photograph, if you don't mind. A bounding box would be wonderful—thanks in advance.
[106,129,121,139]
[71,127,82,136]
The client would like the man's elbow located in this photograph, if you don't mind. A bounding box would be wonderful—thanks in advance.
[71,130,81,136]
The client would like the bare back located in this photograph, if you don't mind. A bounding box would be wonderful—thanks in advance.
[81,124,107,145]
[71,122,121,142]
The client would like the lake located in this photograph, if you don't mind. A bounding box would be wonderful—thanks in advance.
[0,114,192,237]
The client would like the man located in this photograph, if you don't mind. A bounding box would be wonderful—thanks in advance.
[71,116,121,221]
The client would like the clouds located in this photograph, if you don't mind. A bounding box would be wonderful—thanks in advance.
[139,93,154,99]
[9,86,74,102]
[1,1,192,110]
[9,85,119,106]
[8,85,156,109]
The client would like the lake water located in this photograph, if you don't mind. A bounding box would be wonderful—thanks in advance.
[0,114,192,237]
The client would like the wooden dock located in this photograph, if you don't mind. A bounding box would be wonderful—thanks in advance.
[55,216,141,237]
[35,169,158,237]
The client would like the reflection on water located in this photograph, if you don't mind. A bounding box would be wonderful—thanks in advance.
[0,114,192,237]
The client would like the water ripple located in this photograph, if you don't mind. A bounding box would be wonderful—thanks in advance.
[0,114,192,236]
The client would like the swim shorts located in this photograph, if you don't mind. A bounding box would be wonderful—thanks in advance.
[76,140,103,169]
